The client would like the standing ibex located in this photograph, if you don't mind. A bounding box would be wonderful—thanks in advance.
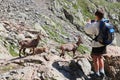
[19,32,44,57]
[60,36,82,57]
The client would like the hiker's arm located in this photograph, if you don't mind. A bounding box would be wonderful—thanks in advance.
[84,22,96,35]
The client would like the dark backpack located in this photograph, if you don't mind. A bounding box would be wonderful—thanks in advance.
[94,19,115,45]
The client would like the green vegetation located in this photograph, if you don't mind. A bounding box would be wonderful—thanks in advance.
[0,64,19,73]
[55,0,95,26]
[43,0,119,55]
[0,66,12,72]
[77,44,90,54]
[9,45,19,57]
[41,15,68,44]
[77,0,95,19]
[65,44,90,57]
[0,36,19,57]
[91,0,120,12]
[42,25,65,43]
[57,0,120,25]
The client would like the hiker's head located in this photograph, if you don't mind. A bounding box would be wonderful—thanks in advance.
[95,9,104,20]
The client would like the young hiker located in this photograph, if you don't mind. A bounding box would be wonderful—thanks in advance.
[84,9,107,79]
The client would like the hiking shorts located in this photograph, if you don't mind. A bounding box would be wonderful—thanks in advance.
[91,46,106,55]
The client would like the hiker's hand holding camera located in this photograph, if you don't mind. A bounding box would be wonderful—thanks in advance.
[86,19,95,23]
[91,20,95,23]
[87,19,91,23]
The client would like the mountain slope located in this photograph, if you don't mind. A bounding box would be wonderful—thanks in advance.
[0,0,120,80]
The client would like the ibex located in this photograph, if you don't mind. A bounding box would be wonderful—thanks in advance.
[19,32,45,57]
[60,36,82,57]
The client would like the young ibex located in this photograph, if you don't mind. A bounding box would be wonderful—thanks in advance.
[29,47,49,55]
[19,32,44,57]
[60,36,82,57]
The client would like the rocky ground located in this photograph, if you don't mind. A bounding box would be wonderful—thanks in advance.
[0,45,120,80]
[0,0,120,80]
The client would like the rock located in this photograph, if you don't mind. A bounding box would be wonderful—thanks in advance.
[116,33,120,46]
[17,33,25,41]
[105,55,120,80]
[110,14,119,21]
[0,44,12,59]
[43,55,50,61]
[24,32,34,38]
[19,12,28,19]
[58,61,70,72]
[5,76,10,80]
[63,8,74,23]
[24,59,43,64]
[0,0,2,2]
[14,66,36,80]
[106,45,120,56]
[21,72,24,75]
[50,48,59,55]
[33,76,40,80]
[69,60,80,71]
[37,72,41,77]
[0,0,119,80]
[77,58,91,75]
[0,31,8,39]
[5,32,18,45]
[9,70,18,75]
[34,23,48,36]
[69,60,89,80]
[0,23,7,32]
[37,66,49,80]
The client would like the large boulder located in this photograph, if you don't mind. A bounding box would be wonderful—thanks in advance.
[105,56,120,80]
[77,58,91,75]
[104,45,120,80]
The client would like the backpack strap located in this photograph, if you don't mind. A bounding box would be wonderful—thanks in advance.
[100,20,105,29]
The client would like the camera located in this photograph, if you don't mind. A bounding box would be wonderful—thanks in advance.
[91,20,95,23]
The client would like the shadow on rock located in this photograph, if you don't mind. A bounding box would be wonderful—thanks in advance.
[52,60,91,80]
[9,56,26,61]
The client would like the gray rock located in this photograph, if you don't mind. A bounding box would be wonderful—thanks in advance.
[116,33,120,46]
[0,0,119,80]
[33,76,40,80]
[50,49,58,54]
[63,8,74,23]
[17,33,25,41]
[34,23,48,36]
[111,14,119,21]
[5,76,10,80]
[77,58,91,75]
[24,32,34,38]
[21,72,24,75]
[37,72,41,77]
[0,23,7,32]
[9,70,18,75]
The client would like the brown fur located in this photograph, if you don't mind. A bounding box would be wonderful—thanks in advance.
[60,36,82,57]
[30,47,48,54]
[19,33,43,57]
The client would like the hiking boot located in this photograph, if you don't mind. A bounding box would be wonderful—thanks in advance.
[100,72,106,80]
[89,73,101,80]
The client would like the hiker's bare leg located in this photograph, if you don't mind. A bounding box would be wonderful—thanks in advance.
[98,55,105,74]
[92,55,99,75]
